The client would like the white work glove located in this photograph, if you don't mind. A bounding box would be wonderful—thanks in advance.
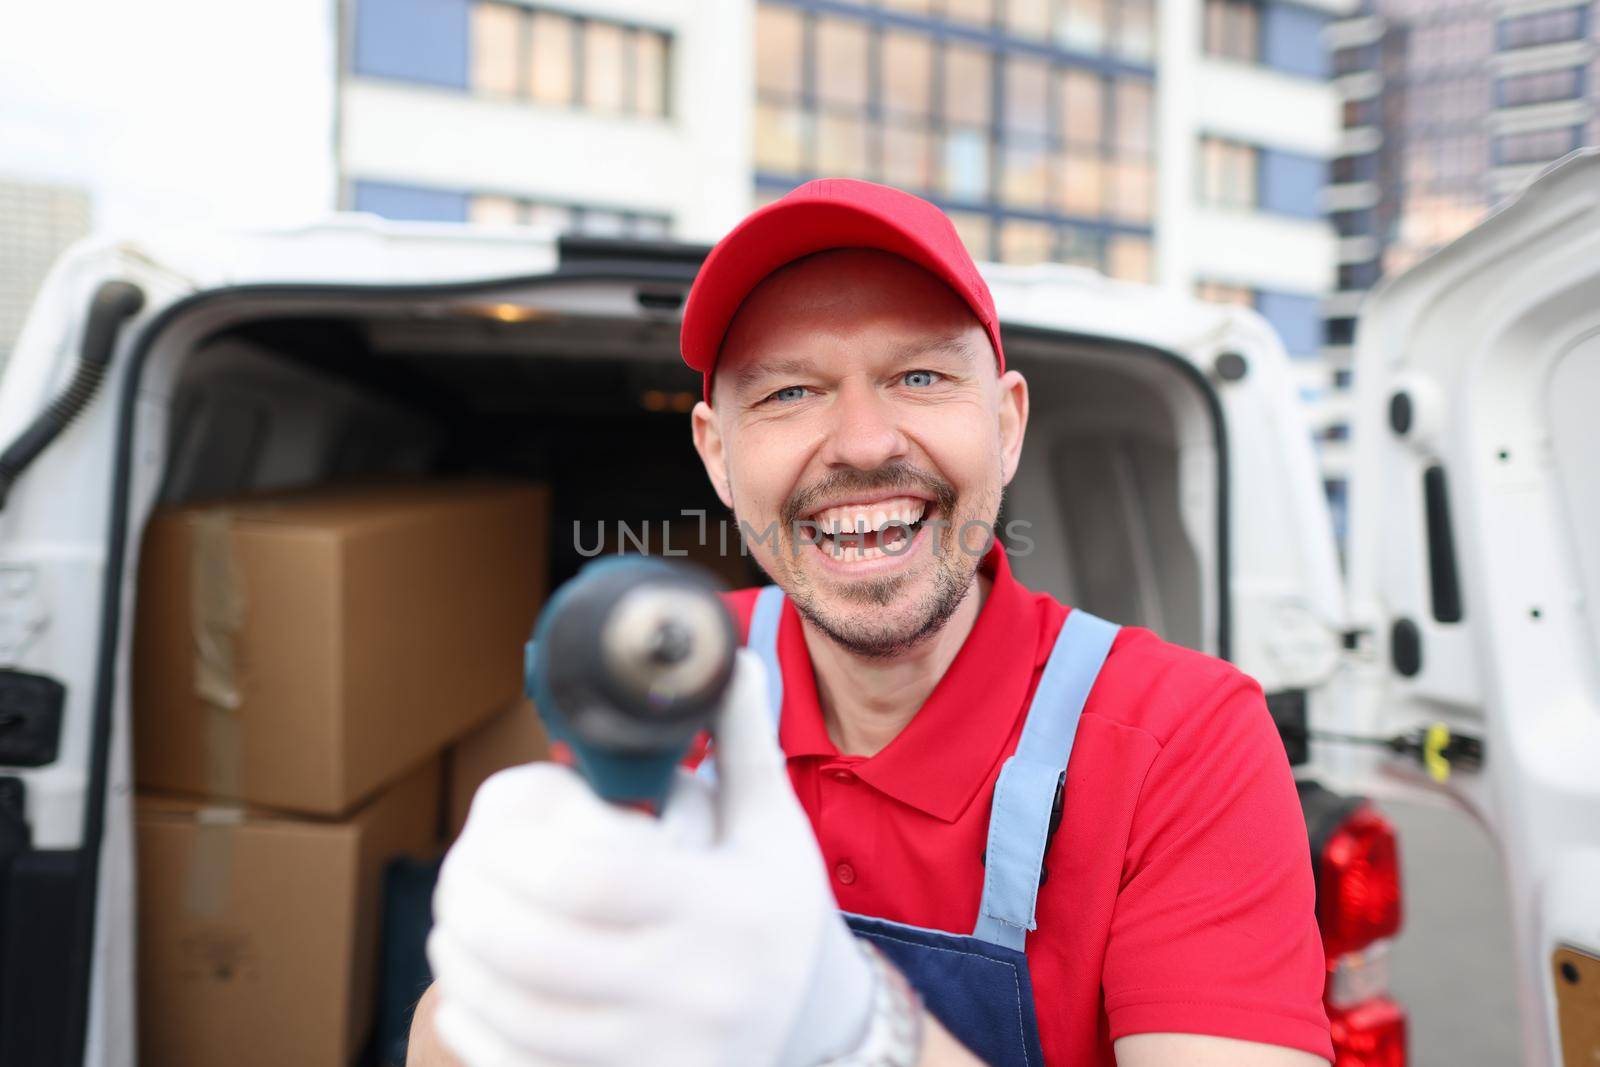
[427,648,876,1067]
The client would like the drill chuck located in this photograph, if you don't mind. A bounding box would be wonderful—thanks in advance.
[526,556,737,806]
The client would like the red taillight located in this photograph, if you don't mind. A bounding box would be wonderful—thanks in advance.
[1317,805,1402,959]
[1328,996,1407,1067]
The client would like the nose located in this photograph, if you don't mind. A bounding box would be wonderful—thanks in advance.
[819,378,909,472]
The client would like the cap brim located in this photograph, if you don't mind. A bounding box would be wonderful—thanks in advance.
[681,197,992,381]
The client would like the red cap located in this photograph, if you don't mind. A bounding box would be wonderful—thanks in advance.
[681,178,1004,398]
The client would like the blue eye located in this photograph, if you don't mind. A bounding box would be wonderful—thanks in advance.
[903,370,939,388]
[770,385,808,403]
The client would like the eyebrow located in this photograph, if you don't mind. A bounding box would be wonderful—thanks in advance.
[890,331,978,366]
[731,356,817,393]
[729,331,978,394]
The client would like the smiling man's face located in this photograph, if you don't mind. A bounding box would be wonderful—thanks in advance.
[691,248,1028,658]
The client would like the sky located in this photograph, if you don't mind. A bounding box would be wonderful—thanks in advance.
[0,0,340,234]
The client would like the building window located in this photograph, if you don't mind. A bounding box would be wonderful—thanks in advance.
[1338,261,1381,291]
[468,193,671,238]
[1195,280,1256,306]
[751,3,1154,273]
[353,180,470,222]
[1496,67,1584,108]
[1330,152,1378,184]
[1255,289,1323,356]
[1260,2,1329,78]
[1497,6,1587,50]
[353,0,471,89]
[946,0,996,26]
[1493,126,1581,165]
[1342,97,1379,128]
[1325,317,1356,345]
[1106,234,1152,281]
[466,4,670,118]
[1007,0,1053,40]
[1204,0,1260,62]
[1198,136,1257,209]
[1258,149,1325,218]
[1331,42,1378,76]
[354,181,669,237]
[1332,208,1375,237]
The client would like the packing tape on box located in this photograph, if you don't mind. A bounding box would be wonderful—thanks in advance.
[184,805,243,918]
[189,510,244,800]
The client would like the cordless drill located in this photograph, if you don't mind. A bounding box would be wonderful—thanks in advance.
[524,556,738,810]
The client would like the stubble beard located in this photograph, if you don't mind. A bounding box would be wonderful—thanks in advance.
[738,463,998,660]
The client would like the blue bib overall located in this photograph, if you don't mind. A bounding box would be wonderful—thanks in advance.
[732,586,1119,1067]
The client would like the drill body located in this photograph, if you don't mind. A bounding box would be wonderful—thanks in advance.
[525,556,737,809]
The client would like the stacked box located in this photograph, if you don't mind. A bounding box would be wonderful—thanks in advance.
[136,762,439,1067]
[132,480,550,1065]
[133,480,549,814]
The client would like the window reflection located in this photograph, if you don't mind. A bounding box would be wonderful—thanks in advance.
[1058,0,1107,53]
[1204,0,1260,62]
[943,44,992,127]
[817,17,870,108]
[584,20,627,113]
[471,4,521,96]
[748,2,1155,275]
[941,129,991,201]
[469,194,668,238]
[756,6,804,98]
[945,0,996,26]
[1000,218,1055,264]
[527,11,574,106]
[467,5,670,117]
[883,31,933,119]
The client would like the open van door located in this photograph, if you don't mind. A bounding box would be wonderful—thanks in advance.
[0,240,191,1067]
[1337,148,1600,1065]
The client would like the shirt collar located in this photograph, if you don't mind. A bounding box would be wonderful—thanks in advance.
[776,543,1045,822]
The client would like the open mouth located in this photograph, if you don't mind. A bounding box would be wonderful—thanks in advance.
[802,495,932,564]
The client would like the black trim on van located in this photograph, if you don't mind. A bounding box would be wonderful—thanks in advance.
[62,260,1232,1064]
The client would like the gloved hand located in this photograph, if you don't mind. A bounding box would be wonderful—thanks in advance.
[427,649,876,1067]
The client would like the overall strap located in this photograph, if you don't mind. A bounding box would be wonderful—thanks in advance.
[746,585,787,728]
[698,585,786,782]
[972,609,1119,952]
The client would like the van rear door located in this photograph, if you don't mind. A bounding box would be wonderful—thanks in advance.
[1340,148,1600,1065]
[0,241,189,1067]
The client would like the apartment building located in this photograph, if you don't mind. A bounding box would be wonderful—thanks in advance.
[340,0,1346,284]
[340,0,754,241]
[1323,0,1595,535]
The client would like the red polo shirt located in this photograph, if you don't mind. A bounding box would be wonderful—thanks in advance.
[722,546,1333,1065]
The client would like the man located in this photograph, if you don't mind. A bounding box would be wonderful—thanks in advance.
[412,180,1333,1066]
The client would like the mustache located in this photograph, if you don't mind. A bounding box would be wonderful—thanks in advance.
[779,462,958,530]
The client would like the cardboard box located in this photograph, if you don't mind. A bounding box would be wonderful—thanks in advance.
[445,697,550,841]
[136,760,440,1067]
[133,480,548,815]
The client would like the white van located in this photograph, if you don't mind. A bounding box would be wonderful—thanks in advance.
[0,149,1593,1067]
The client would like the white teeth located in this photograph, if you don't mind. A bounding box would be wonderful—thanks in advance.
[809,497,929,539]
[806,496,932,563]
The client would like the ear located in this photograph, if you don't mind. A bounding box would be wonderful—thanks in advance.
[996,369,1029,487]
[691,400,735,509]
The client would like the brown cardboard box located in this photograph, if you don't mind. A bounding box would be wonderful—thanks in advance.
[136,760,440,1067]
[133,481,548,815]
[444,697,550,841]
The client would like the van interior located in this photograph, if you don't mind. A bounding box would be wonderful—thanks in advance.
[113,270,1225,1062]
[140,279,1224,654]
